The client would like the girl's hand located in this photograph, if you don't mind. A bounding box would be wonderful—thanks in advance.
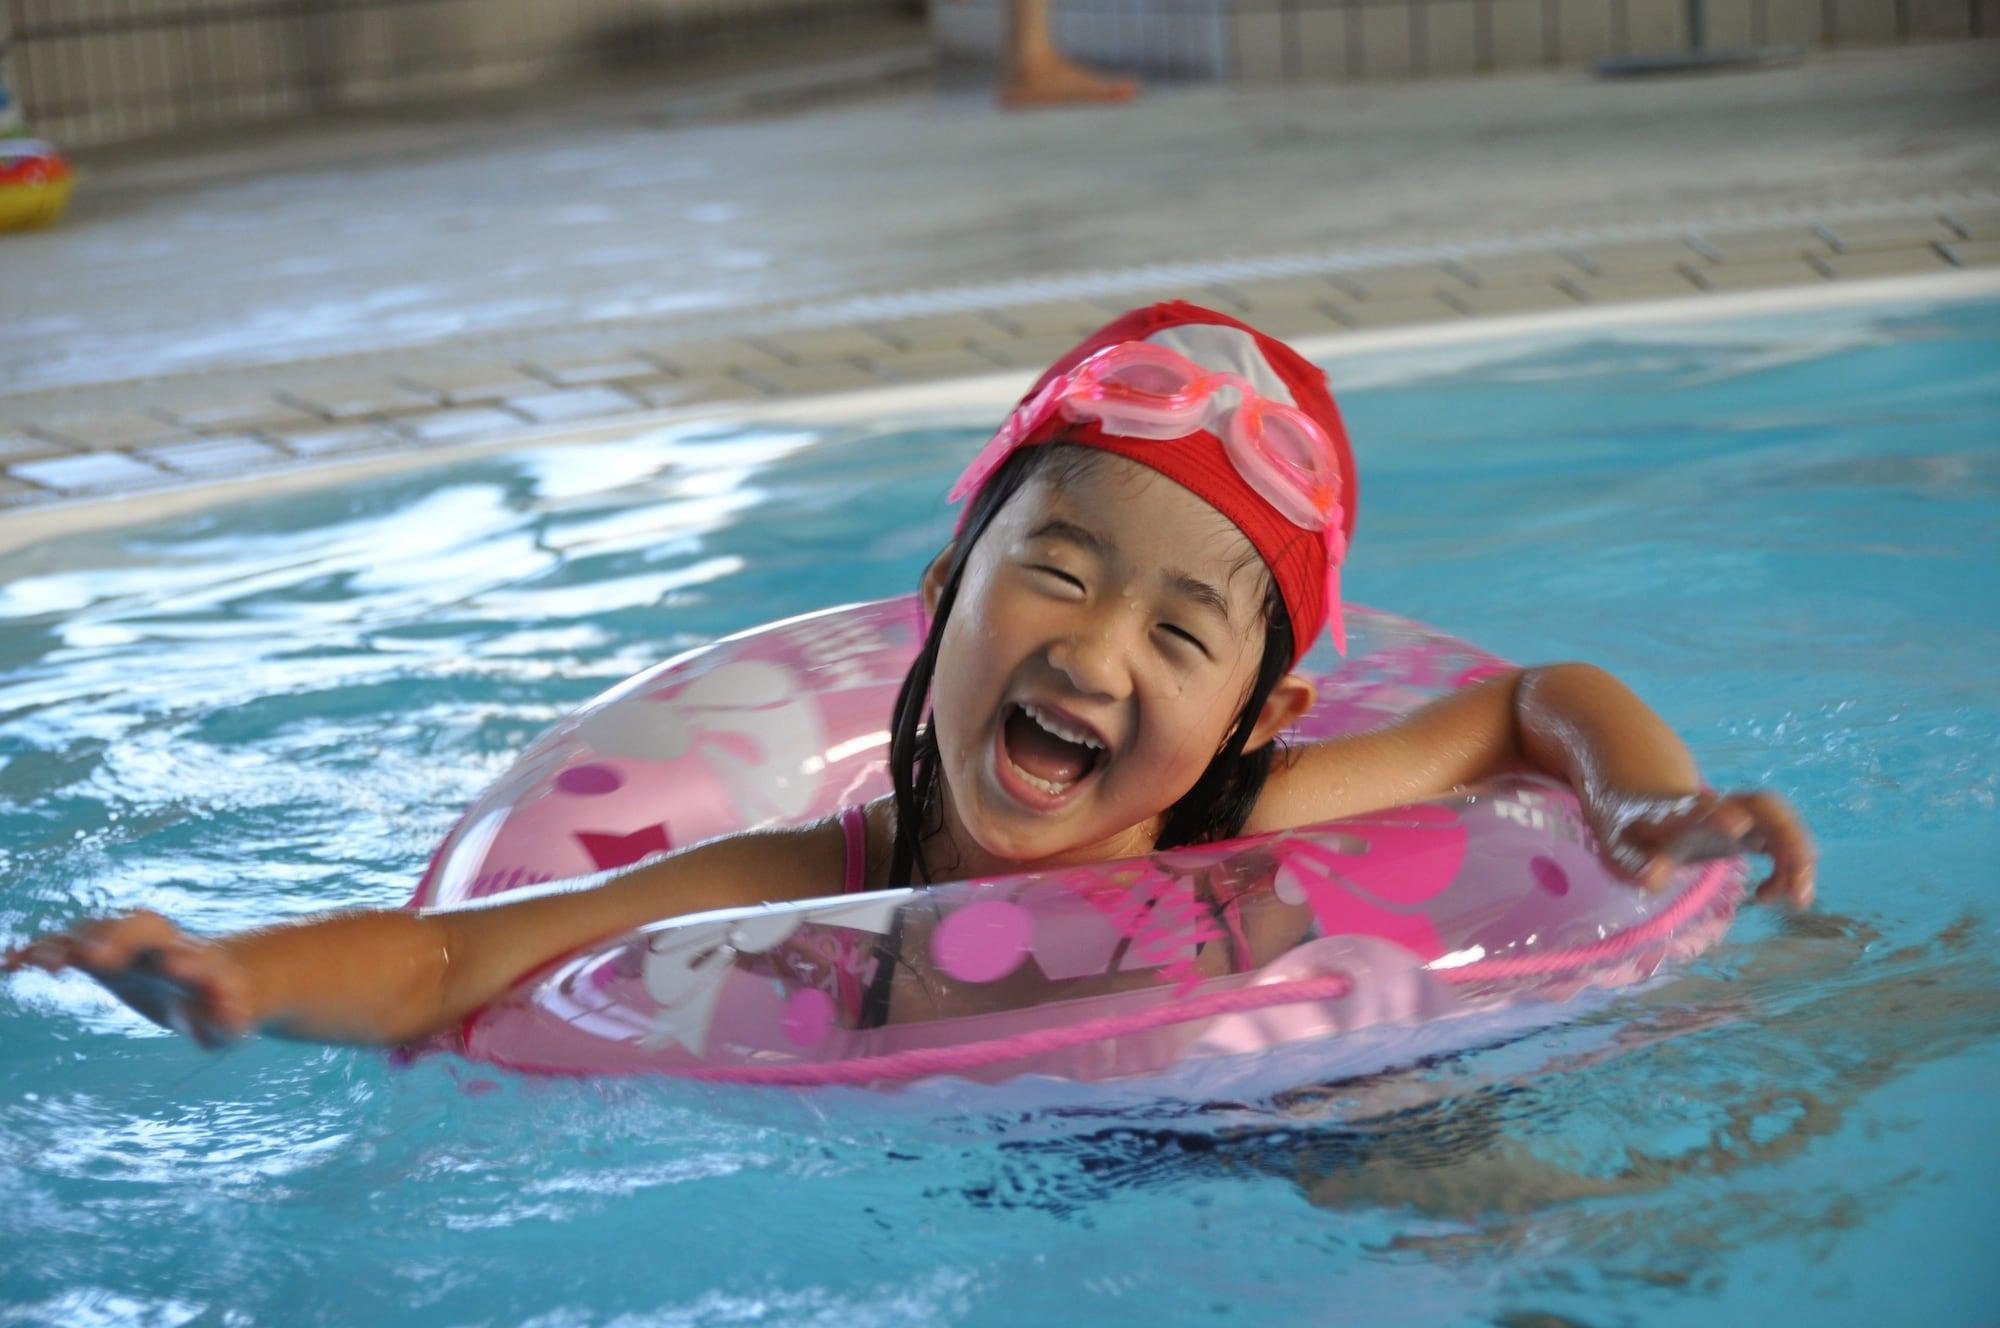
[2,910,256,1048]
[1591,789,1817,910]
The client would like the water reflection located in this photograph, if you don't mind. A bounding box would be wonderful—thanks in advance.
[937,904,1993,1315]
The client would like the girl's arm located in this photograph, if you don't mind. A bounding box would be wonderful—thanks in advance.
[2,823,843,1047]
[1248,663,1815,907]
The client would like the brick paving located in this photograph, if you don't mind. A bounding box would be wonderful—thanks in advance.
[0,203,1992,516]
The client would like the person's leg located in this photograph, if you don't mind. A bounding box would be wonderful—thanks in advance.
[1000,0,1138,107]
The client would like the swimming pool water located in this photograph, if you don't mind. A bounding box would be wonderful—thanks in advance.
[2,296,1996,1327]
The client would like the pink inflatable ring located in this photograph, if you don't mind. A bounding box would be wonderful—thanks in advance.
[408,598,1741,1089]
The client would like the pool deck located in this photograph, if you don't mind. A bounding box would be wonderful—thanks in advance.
[3,39,1996,537]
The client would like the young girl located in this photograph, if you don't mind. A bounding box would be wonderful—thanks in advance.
[3,302,1816,1049]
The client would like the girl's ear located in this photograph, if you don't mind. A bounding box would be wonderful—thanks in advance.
[1242,673,1316,754]
[920,542,958,618]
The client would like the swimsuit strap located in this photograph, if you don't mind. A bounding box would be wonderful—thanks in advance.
[838,803,902,1030]
[837,805,869,894]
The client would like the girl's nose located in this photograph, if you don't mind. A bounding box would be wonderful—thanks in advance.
[1046,624,1134,701]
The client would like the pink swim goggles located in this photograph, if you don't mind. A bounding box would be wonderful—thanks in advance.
[949,340,1349,648]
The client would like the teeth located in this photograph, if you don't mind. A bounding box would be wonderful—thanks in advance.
[1019,702,1104,751]
[1007,759,1076,797]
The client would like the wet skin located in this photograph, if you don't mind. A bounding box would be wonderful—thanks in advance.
[917,454,1313,881]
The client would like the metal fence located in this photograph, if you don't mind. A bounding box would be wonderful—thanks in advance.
[5,0,916,146]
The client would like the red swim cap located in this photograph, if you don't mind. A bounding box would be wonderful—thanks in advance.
[964,301,1357,665]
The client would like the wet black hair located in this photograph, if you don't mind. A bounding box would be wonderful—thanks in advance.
[886,444,1298,886]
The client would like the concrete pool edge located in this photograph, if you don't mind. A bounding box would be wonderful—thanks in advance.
[3,267,1995,559]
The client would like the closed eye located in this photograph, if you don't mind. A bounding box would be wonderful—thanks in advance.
[1029,562,1206,655]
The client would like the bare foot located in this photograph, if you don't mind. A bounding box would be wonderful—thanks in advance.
[1000,57,1139,108]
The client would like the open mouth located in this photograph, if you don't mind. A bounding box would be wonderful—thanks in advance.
[995,701,1107,806]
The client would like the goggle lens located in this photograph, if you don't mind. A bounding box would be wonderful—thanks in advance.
[1256,410,1327,478]
[1097,361,1190,397]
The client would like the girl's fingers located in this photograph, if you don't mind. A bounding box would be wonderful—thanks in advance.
[1754,866,1813,910]
[74,910,178,969]
[3,936,80,973]
[1690,791,1816,910]
[1745,791,1817,910]
[1656,813,1743,867]
[3,912,186,977]
[4,913,251,1044]
[1615,789,1817,910]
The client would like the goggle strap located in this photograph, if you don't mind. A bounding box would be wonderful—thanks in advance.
[1324,556,1346,656]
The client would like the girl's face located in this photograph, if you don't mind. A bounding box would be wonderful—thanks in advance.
[923,452,1311,870]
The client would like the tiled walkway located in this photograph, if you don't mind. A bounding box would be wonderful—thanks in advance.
[5,204,1994,513]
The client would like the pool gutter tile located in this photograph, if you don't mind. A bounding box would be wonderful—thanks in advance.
[6,203,1998,522]
[11,451,175,495]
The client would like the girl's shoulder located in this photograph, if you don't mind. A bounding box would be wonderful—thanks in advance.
[731,798,895,903]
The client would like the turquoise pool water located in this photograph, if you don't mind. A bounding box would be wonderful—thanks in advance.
[3,297,1996,1326]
